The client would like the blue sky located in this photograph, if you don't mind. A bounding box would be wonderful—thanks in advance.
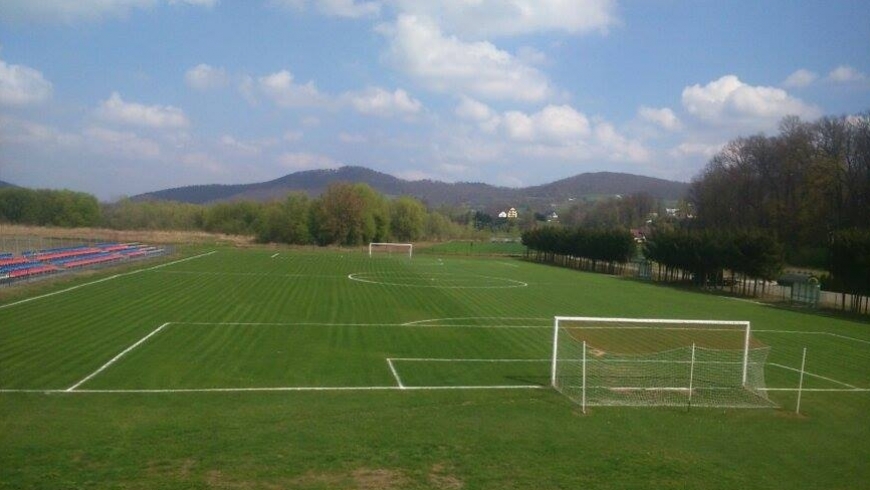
[1,0,868,201]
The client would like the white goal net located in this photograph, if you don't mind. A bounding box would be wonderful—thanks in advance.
[551,317,774,410]
[368,242,413,259]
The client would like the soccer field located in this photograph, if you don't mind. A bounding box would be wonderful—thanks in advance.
[2,247,869,489]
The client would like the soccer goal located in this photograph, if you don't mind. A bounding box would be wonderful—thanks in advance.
[550,316,774,411]
[369,242,413,259]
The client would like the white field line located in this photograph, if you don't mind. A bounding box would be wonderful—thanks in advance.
[6,386,868,394]
[386,359,405,389]
[392,358,549,363]
[158,271,342,279]
[495,261,519,268]
[759,387,870,392]
[0,385,545,394]
[755,329,870,346]
[768,362,858,389]
[347,273,528,289]
[66,323,171,392]
[270,253,279,258]
[0,251,216,310]
[402,317,549,326]
[173,321,550,329]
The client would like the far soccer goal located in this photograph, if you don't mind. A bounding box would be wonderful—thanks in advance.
[368,242,413,259]
[550,316,774,411]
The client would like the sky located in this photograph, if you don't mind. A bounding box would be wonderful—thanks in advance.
[0,0,869,201]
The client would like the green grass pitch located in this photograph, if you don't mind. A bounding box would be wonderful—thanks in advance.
[1,246,869,489]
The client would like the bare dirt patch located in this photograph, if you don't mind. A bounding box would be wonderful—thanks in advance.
[352,468,411,489]
[428,463,465,489]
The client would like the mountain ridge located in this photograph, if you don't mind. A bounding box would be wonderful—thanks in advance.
[132,166,689,208]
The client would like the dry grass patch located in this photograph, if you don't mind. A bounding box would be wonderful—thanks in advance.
[0,224,253,246]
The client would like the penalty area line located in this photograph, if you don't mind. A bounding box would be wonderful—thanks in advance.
[66,322,171,392]
[768,362,858,389]
[0,385,546,394]
[386,359,405,389]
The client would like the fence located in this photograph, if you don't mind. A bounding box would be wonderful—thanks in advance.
[523,251,869,315]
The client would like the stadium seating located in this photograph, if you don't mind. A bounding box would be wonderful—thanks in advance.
[0,242,165,284]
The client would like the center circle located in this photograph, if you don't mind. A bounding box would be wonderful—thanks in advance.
[347,272,528,289]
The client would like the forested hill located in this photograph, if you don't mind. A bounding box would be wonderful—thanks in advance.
[133,166,689,207]
[0,180,16,188]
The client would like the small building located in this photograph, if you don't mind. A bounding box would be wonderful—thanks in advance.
[777,273,821,307]
[506,207,518,219]
[498,211,508,219]
[546,211,559,222]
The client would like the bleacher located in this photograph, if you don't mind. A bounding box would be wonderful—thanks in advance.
[0,242,166,283]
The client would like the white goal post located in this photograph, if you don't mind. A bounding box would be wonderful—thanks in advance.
[550,316,774,410]
[368,242,413,259]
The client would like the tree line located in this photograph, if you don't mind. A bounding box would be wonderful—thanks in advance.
[521,226,636,274]
[642,228,783,296]
[0,188,101,228]
[0,183,470,246]
[690,112,870,310]
[690,113,870,265]
[827,228,870,313]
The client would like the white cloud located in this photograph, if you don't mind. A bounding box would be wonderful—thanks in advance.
[782,69,818,88]
[455,96,502,133]
[185,64,228,90]
[83,126,161,159]
[0,58,53,105]
[277,152,339,171]
[238,75,258,104]
[0,116,78,146]
[258,70,328,108]
[0,0,214,23]
[392,0,618,38]
[593,122,650,162]
[181,151,226,174]
[669,142,725,160]
[503,105,590,142]
[272,0,380,18]
[169,0,218,6]
[317,0,380,17]
[344,87,422,117]
[96,92,190,129]
[638,106,682,131]
[516,46,549,66]
[455,95,493,121]
[219,134,261,154]
[380,15,552,102]
[827,65,866,83]
[339,132,368,143]
[284,130,304,142]
[681,75,820,129]
[301,116,321,127]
